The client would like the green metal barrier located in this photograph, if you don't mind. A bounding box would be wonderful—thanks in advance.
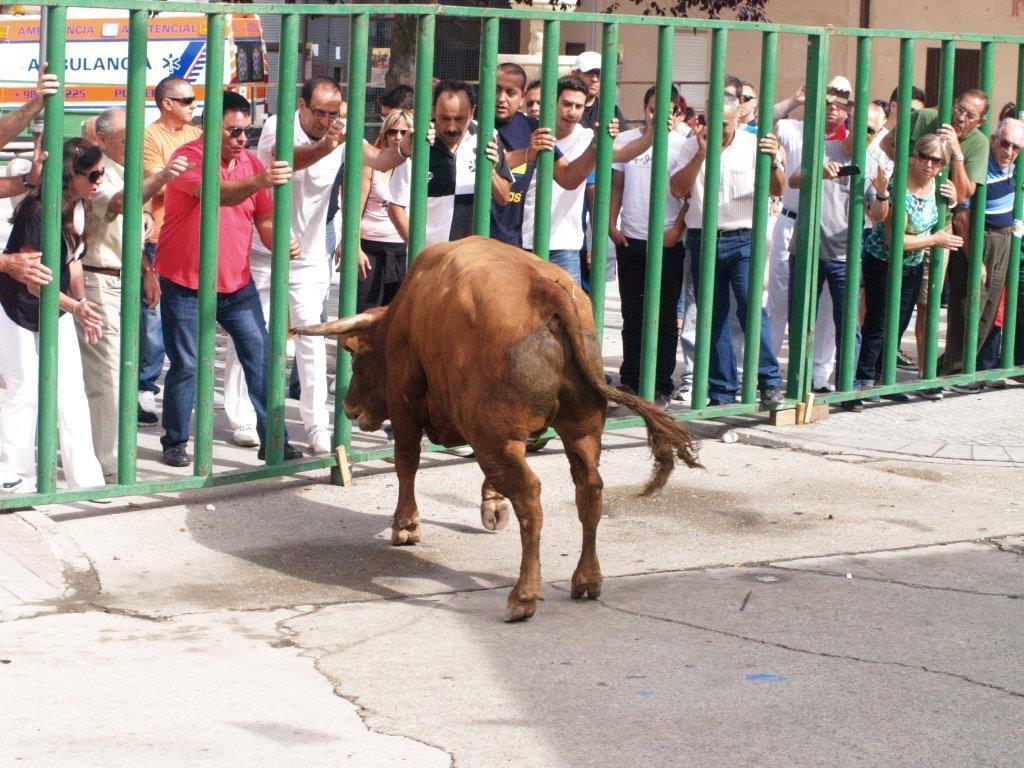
[4,0,1024,512]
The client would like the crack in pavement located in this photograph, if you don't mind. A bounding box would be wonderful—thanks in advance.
[984,538,1024,556]
[548,584,1024,701]
[764,563,1023,599]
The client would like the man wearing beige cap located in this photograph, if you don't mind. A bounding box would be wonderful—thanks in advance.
[765,75,854,393]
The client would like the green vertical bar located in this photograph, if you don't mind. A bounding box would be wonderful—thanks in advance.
[637,25,674,401]
[1001,43,1024,369]
[116,9,148,485]
[332,12,368,473]
[785,32,828,399]
[265,12,299,466]
[740,30,778,405]
[923,39,955,379]
[532,19,560,261]
[36,5,66,494]
[407,13,435,262]
[194,12,225,477]
[838,34,871,393]
[880,37,914,386]
[690,27,727,410]
[588,22,619,345]
[962,41,995,376]
[472,16,499,236]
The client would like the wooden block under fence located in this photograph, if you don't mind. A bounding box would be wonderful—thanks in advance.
[334,444,353,487]
[770,407,798,426]
[807,403,830,423]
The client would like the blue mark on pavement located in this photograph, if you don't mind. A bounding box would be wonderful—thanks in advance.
[745,673,788,683]
[636,690,655,699]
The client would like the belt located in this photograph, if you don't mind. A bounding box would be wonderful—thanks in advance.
[781,207,798,220]
[82,265,121,278]
[985,225,1013,235]
[716,227,751,238]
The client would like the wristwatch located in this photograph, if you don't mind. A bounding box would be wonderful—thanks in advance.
[951,153,965,163]
[20,173,36,189]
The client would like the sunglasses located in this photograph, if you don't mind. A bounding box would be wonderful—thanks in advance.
[915,151,945,166]
[77,167,105,184]
[224,126,246,138]
[998,137,1023,152]
[385,128,409,136]
[866,126,877,135]
[167,96,196,106]
[738,94,756,103]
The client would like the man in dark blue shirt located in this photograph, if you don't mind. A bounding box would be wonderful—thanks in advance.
[491,63,538,247]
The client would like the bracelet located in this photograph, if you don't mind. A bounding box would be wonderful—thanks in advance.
[21,173,37,189]
[874,194,890,202]
[951,153,964,163]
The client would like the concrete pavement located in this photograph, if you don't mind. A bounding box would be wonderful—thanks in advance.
[2,408,1023,766]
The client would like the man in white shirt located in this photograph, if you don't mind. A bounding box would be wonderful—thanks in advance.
[386,80,511,249]
[223,77,408,454]
[670,94,787,407]
[609,84,688,403]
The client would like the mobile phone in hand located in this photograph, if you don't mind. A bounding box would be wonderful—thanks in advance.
[836,164,860,177]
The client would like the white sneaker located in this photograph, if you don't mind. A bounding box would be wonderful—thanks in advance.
[231,425,259,447]
[138,390,158,416]
[308,428,332,455]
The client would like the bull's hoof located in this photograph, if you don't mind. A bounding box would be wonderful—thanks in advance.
[505,587,544,622]
[391,524,422,546]
[570,569,603,600]
[480,497,510,532]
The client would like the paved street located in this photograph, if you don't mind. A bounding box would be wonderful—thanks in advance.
[2,388,1023,767]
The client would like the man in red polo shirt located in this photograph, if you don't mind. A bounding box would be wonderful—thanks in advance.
[156,91,300,467]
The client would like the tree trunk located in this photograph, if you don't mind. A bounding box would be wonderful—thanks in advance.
[385,0,434,90]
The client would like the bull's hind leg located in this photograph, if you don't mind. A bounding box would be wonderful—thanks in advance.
[477,440,544,621]
[480,480,510,531]
[559,429,605,600]
[390,414,424,546]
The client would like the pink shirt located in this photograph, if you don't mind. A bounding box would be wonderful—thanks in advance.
[155,138,273,293]
[359,169,403,243]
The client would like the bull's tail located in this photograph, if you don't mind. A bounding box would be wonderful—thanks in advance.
[533,277,702,495]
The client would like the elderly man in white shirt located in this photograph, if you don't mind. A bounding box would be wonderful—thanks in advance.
[670,93,787,407]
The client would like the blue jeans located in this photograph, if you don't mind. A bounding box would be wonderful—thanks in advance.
[159,277,284,450]
[788,256,862,374]
[686,229,783,404]
[977,326,1003,371]
[140,243,165,394]
[548,249,582,287]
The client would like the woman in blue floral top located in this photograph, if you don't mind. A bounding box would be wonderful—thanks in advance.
[846,133,962,411]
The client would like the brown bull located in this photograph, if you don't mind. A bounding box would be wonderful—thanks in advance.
[295,237,700,621]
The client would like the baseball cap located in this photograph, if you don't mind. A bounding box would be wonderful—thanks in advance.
[572,51,602,74]
[826,75,853,106]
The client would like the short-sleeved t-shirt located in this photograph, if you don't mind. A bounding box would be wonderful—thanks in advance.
[155,138,273,293]
[0,196,84,331]
[491,111,538,247]
[581,98,625,134]
[962,155,1016,229]
[612,127,687,241]
[142,121,203,244]
[863,180,938,267]
[521,123,594,252]
[908,107,988,186]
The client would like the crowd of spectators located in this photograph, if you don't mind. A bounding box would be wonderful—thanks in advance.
[1,48,1023,492]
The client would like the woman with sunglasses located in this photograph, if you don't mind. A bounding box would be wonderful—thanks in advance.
[353,108,413,311]
[845,133,962,411]
[0,138,106,492]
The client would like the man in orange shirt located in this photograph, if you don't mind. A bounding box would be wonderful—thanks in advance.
[139,76,203,424]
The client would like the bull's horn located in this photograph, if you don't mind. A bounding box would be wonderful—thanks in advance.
[292,312,378,337]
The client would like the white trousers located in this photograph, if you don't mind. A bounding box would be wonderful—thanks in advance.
[765,214,837,388]
[0,304,105,492]
[224,262,331,437]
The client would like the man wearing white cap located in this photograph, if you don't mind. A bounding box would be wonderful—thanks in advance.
[571,51,625,137]
[764,75,853,393]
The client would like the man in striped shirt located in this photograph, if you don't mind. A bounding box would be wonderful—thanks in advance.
[942,117,1024,380]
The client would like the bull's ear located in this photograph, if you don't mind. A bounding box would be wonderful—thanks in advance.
[340,332,372,355]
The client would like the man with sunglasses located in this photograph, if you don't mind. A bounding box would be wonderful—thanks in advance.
[140,76,202,426]
[156,91,302,468]
[942,117,1024,385]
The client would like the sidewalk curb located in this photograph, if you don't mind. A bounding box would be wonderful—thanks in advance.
[15,508,92,578]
